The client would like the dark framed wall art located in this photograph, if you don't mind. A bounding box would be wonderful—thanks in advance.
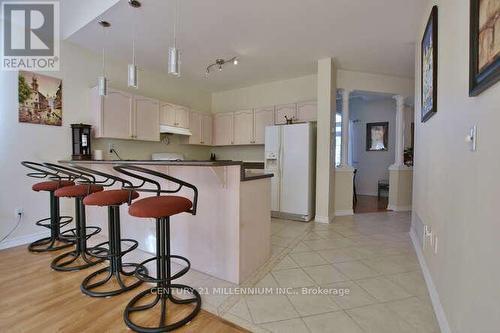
[469,0,500,96]
[421,5,438,122]
[366,122,389,151]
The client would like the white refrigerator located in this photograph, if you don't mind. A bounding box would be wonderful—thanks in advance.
[265,123,316,222]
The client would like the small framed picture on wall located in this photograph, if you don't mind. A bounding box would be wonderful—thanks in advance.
[421,5,438,122]
[469,0,500,96]
[366,122,389,151]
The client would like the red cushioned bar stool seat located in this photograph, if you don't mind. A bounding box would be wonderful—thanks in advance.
[128,196,192,219]
[80,184,144,298]
[32,180,75,192]
[21,161,75,253]
[43,163,107,272]
[114,165,201,333]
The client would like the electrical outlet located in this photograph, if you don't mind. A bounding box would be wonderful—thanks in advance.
[434,235,438,254]
[15,208,24,217]
[108,143,116,153]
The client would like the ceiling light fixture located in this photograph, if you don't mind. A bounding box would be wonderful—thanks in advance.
[205,57,239,77]
[127,0,141,88]
[98,20,111,96]
[168,0,181,77]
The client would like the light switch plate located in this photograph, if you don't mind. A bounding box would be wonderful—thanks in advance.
[465,125,477,152]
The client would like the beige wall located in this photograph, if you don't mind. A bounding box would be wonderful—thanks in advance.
[211,70,413,162]
[412,1,500,332]
[0,41,212,246]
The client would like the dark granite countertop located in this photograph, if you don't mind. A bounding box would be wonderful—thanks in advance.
[59,160,273,181]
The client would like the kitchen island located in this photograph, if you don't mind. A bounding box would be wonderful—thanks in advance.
[61,160,273,284]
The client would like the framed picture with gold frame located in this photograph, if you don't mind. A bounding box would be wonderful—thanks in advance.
[469,0,500,96]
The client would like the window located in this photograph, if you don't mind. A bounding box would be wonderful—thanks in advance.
[335,113,342,166]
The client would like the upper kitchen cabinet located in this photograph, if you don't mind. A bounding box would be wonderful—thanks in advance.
[201,114,213,145]
[253,106,275,144]
[296,100,317,122]
[233,109,254,145]
[159,102,190,129]
[134,96,160,141]
[188,111,201,145]
[275,103,297,124]
[91,87,133,140]
[90,87,160,141]
[213,113,234,146]
[187,111,212,145]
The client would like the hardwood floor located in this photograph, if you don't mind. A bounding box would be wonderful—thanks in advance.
[0,245,248,333]
[354,195,388,214]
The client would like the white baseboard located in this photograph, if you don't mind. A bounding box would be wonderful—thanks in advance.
[335,209,354,216]
[314,215,331,224]
[0,231,49,250]
[410,228,451,333]
[387,204,412,212]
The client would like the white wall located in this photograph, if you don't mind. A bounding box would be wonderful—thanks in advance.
[0,41,212,247]
[350,98,396,196]
[210,70,413,162]
[412,1,500,332]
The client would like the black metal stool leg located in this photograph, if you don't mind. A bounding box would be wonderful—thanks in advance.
[124,217,201,332]
[28,192,74,253]
[51,197,104,271]
[81,206,144,297]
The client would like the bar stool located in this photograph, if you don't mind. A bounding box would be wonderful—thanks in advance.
[73,165,146,297]
[21,161,75,252]
[44,163,105,271]
[114,165,201,333]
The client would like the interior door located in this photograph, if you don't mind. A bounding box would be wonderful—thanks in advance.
[134,96,160,141]
[254,107,275,144]
[201,114,213,145]
[233,109,254,144]
[213,113,234,145]
[102,89,133,139]
[280,123,310,215]
[188,111,202,144]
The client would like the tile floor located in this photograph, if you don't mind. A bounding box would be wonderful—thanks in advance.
[100,211,439,333]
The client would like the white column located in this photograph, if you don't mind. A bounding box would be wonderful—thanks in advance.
[315,58,336,223]
[392,95,405,167]
[340,89,351,167]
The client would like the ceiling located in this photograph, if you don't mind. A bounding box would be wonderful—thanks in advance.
[67,0,424,92]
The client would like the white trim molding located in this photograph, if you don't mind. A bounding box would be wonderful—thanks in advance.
[410,228,452,333]
[387,204,412,212]
[314,215,332,224]
[334,209,354,216]
[0,231,49,251]
[388,165,413,171]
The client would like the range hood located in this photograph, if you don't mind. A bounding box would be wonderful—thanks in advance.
[159,124,192,136]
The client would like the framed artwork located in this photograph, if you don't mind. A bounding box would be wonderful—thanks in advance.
[421,6,438,122]
[18,71,62,126]
[366,122,389,151]
[469,0,500,96]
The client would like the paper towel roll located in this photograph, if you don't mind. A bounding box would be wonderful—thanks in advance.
[94,150,103,160]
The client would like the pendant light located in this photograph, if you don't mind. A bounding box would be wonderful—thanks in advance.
[98,20,110,96]
[128,0,141,88]
[168,0,181,77]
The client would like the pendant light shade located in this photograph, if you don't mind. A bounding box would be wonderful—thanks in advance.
[98,76,108,96]
[128,0,141,88]
[98,20,110,97]
[168,0,181,77]
[128,64,138,88]
[168,47,180,76]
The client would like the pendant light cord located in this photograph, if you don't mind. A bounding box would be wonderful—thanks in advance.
[102,27,107,76]
[173,0,179,48]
